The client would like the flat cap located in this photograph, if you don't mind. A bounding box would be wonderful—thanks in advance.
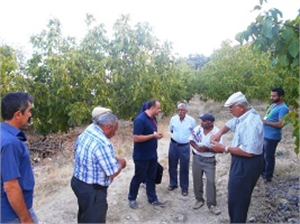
[92,106,111,118]
[224,91,247,107]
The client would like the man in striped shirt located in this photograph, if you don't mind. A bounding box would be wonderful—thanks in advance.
[71,109,126,223]
[211,91,264,223]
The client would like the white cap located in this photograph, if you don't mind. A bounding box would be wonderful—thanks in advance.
[224,91,248,107]
[92,107,111,118]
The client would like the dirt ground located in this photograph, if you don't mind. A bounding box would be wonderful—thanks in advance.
[31,96,299,223]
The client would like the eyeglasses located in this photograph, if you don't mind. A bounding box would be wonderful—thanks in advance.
[229,104,239,110]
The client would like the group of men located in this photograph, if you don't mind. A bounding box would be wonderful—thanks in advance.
[1,87,289,223]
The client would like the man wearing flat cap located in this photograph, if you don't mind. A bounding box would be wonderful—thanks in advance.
[210,91,263,223]
[189,113,223,215]
[71,107,126,223]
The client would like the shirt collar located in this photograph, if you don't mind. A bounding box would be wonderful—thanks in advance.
[1,122,27,141]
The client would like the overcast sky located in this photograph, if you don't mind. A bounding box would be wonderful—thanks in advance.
[0,0,299,57]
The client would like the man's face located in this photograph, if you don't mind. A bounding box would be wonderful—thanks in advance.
[200,119,213,129]
[177,106,187,119]
[17,101,32,129]
[270,91,282,103]
[106,121,119,139]
[228,104,243,117]
[152,102,161,116]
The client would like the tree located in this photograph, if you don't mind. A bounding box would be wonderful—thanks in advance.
[235,1,299,154]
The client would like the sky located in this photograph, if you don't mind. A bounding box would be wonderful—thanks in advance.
[0,0,299,57]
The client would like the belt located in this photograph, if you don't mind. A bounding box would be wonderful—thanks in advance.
[171,138,189,146]
[72,176,108,189]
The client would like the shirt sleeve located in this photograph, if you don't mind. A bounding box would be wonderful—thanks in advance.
[1,142,22,182]
[278,107,289,119]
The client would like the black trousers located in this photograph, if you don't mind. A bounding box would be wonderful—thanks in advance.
[71,176,108,223]
[228,154,263,223]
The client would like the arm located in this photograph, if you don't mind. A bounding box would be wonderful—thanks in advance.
[210,141,254,157]
[210,125,229,142]
[263,118,284,128]
[190,140,212,153]
[4,179,34,223]
[133,132,163,142]
[110,158,126,178]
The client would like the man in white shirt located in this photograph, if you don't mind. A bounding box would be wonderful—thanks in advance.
[190,113,222,215]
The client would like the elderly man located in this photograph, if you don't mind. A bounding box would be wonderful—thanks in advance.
[1,92,38,223]
[71,108,126,223]
[190,113,223,215]
[168,102,196,196]
[211,91,264,223]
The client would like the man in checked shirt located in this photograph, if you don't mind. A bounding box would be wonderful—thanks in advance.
[71,108,126,223]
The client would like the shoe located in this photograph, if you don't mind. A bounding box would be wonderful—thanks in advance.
[209,205,221,215]
[193,200,204,209]
[263,177,272,182]
[182,190,188,196]
[128,200,138,209]
[150,200,166,207]
[167,185,178,191]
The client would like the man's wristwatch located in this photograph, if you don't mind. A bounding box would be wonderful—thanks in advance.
[224,146,229,154]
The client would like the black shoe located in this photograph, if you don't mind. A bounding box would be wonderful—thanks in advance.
[168,185,178,191]
[263,177,272,182]
[182,190,188,196]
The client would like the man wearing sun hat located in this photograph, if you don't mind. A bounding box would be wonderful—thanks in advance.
[210,91,264,223]
[71,106,126,223]
[190,113,223,215]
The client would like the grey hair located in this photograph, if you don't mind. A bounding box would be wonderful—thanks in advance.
[177,102,188,110]
[236,101,251,109]
[92,113,118,126]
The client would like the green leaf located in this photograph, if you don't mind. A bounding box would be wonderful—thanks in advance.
[288,39,299,58]
[282,28,294,42]
[262,19,273,39]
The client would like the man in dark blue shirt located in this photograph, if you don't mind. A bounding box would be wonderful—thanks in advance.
[128,99,165,209]
[1,92,38,223]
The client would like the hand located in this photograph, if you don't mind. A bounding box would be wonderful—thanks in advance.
[210,140,225,153]
[154,132,163,139]
[117,158,127,169]
[210,134,220,142]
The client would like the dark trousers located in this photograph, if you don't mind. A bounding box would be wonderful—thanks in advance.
[228,154,263,223]
[262,138,279,179]
[128,158,158,203]
[71,176,108,223]
[168,141,190,191]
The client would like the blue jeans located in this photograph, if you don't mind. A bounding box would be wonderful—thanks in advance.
[168,141,190,191]
[262,138,279,179]
[128,158,158,203]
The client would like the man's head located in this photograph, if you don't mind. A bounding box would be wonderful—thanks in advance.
[177,102,188,120]
[1,92,34,129]
[270,87,285,104]
[146,99,161,117]
[224,91,250,117]
[199,113,215,129]
[93,113,119,139]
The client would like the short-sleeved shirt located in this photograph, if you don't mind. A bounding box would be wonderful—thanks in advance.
[73,124,120,186]
[132,112,158,160]
[226,108,263,155]
[169,114,196,144]
[264,102,289,141]
[190,125,224,157]
[1,122,35,223]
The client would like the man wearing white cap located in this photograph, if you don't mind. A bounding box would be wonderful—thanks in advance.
[210,91,264,223]
[71,107,126,223]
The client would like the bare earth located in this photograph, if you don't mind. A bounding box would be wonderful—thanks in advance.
[32,96,299,223]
